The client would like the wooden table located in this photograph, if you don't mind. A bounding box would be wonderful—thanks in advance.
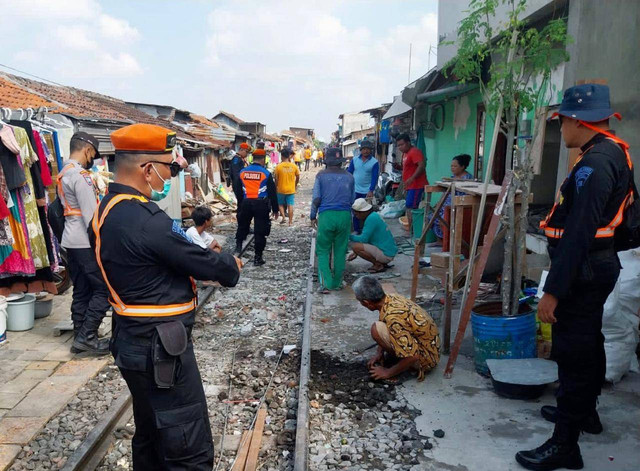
[411,180,528,354]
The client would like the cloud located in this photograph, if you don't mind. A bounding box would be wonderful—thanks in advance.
[3,0,142,81]
[99,14,141,42]
[203,1,438,137]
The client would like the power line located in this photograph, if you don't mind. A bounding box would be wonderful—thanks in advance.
[0,62,67,87]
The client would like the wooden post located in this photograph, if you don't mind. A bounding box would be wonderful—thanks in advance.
[444,172,513,377]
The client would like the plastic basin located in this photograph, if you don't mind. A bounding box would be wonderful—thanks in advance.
[7,294,36,331]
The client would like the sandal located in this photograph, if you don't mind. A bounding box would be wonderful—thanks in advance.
[368,264,387,273]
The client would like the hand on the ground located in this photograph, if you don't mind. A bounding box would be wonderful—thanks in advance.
[367,351,383,369]
[347,252,357,262]
[209,240,222,253]
[234,256,244,271]
[369,365,392,380]
[366,191,374,198]
[537,293,558,324]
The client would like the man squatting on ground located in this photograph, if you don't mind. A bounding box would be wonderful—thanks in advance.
[353,276,440,382]
[348,198,398,273]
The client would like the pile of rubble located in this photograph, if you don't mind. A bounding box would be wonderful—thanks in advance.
[308,352,433,470]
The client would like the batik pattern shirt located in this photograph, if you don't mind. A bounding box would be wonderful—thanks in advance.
[379,294,440,381]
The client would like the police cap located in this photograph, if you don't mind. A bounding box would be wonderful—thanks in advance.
[110,123,177,154]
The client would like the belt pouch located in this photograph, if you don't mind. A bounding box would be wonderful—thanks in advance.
[152,321,188,389]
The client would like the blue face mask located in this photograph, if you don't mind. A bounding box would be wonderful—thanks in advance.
[148,164,172,201]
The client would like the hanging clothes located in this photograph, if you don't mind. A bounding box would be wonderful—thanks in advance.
[11,126,50,270]
[0,189,35,277]
[33,130,53,186]
[0,127,27,190]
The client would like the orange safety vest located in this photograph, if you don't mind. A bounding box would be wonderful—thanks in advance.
[540,124,634,240]
[92,194,197,317]
[57,164,82,217]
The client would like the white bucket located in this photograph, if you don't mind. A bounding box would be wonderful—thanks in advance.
[7,293,36,332]
[0,296,6,343]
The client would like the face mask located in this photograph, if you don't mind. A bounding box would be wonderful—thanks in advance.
[84,151,95,170]
[148,164,172,201]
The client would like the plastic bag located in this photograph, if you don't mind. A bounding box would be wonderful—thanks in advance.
[380,200,406,219]
[188,163,202,179]
[603,249,640,383]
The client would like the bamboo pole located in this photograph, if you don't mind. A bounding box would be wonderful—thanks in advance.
[452,29,519,364]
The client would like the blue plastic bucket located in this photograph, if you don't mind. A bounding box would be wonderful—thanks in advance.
[471,302,537,376]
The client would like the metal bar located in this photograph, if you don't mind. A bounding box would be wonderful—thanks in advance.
[444,172,513,377]
[61,391,133,471]
[444,182,456,354]
[293,233,316,471]
[410,187,451,300]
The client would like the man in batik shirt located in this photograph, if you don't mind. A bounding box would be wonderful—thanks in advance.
[353,275,440,381]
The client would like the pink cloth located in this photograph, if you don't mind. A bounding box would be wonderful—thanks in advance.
[0,126,21,155]
[32,130,53,186]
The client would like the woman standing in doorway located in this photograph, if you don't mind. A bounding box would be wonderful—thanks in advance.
[432,154,473,241]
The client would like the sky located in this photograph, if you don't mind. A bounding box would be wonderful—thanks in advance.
[0,0,439,141]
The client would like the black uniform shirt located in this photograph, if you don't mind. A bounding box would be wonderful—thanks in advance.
[544,133,631,298]
[89,183,240,337]
[230,155,246,195]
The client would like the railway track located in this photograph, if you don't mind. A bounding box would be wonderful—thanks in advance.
[62,232,316,470]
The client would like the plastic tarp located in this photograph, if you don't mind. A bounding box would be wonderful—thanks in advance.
[603,249,640,383]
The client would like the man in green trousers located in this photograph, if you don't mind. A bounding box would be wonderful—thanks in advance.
[310,148,355,292]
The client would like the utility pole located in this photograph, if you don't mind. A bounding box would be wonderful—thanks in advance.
[408,43,412,84]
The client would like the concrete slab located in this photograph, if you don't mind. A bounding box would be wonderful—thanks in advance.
[0,394,23,410]
[7,374,89,418]
[0,444,21,471]
[0,417,48,445]
[312,217,640,471]
[401,355,640,471]
[24,361,59,371]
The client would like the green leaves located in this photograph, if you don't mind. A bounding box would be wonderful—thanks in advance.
[445,0,569,116]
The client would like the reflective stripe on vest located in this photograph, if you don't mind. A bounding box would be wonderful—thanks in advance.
[57,164,82,217]
[92,194,197,317]
[540,126,633,239]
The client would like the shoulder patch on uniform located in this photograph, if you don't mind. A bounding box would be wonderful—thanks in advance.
[574,166,593,193]
[172,220,192,242]
[82,173,94,187]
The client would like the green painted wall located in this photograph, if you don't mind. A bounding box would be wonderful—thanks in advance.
[419,89,496,186]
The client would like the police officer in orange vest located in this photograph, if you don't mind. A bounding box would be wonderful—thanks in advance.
[234,148,279,265]
[516,84,633,470]
[58,132,111,354]
[90,123,242,470]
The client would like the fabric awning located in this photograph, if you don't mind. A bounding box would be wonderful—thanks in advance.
[382,95,412,120]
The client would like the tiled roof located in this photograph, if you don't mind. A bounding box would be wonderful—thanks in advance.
[189,114,220,128]
[0,76,71,114]
[0,73,200,141]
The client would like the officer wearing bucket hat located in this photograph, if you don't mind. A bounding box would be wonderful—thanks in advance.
[90,123,242,470]
[516,84,633,470]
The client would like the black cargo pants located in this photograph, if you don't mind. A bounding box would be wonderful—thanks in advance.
[551,251,619,443]
[112,332,214,471]
[236,198,271,257]
[66,248,111,332]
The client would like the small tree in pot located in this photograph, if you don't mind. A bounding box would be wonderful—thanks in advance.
[445,0,569,315]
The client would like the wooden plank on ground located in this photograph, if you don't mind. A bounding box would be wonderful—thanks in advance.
[231,431,252,471]
[244,406,267,471]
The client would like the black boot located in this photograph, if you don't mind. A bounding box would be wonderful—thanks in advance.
[234,242,243,256]
[516,424,583,470]
[72,326,110,355]
[253,255,266,266]
[540,406,603,434]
